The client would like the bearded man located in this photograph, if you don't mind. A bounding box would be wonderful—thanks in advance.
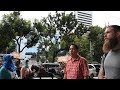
[98,25,120,79]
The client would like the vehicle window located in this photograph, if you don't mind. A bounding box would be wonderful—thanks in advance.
[42,64,60,68]
[94,65,100,69]
[89,65,94,69]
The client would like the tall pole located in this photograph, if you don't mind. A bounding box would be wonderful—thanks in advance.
[88,30,92,61]
[90,40,92,60]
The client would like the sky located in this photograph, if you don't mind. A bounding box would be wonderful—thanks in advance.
[1,11,120,28]
[1,11,120,58]
[92,11,120,27]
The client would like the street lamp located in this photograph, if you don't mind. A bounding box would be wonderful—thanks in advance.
[87,31,92,60]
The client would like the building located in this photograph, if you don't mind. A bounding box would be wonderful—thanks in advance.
[75,11,92,27]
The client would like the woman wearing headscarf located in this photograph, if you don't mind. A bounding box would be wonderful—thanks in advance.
[0,54,19,79]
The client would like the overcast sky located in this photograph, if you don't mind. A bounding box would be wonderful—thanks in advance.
[1,11,120,28]
[92,11,120,27]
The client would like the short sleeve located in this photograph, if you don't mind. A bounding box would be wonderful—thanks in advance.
[81,58,89,77]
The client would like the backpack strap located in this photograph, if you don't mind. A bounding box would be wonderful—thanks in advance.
[102,53,108,75]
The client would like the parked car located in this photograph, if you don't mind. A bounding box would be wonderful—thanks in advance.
[42,63,61,73]
[92,64,101,76]
[41,63,63,79]
[59,64,98,79]
[88,64,97,79]
[31,64,55,79]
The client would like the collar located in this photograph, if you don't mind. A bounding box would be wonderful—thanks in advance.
[68,55,81,62]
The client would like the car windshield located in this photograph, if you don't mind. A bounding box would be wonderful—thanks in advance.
[94,65,100,68]
[42,63,60,68]
[88,65,94,69]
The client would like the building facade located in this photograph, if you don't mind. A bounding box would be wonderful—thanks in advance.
[75,11,92,27]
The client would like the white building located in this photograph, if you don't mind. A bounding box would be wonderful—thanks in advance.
[75,11,92,27]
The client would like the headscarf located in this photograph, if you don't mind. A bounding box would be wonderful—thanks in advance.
[2,54,16,72]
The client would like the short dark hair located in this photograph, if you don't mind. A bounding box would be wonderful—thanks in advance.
[107,25,120,32]
[70,44,79,50]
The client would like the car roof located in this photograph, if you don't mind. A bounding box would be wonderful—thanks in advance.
[42,63,60,65]
[88,63,100,65]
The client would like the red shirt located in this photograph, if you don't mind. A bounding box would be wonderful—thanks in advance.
[64,56,89,79]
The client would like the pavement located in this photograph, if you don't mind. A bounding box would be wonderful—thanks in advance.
[93,77,98,79]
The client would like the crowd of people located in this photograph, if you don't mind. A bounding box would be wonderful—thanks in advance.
[0,52,63,79]
[0,52,35,79]
[0,25,120,79]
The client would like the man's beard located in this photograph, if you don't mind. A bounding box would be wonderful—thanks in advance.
[103,37,118,53]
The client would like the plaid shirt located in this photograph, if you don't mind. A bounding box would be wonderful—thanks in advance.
[64,56,89,79]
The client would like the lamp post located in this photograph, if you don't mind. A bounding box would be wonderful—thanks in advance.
[87,31,92,61]
[90,39,92,54]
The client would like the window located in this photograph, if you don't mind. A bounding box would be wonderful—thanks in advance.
[89,65,94,69]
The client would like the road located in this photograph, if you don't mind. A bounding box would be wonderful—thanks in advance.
[33,77,58,79]
[33,77,98,79]
[93,77,98,79]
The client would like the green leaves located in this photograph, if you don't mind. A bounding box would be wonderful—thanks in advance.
[0,11,39,53]
[36,11,90,62]
[0,11,105,63]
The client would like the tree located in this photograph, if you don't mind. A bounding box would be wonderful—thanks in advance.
[36,11,89,62]
[6,40,16,53]
[35,13,61,62]
[0,20,14,53]
[0,11,40,53]
[55,12,89,54]
[88,25,104,63]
